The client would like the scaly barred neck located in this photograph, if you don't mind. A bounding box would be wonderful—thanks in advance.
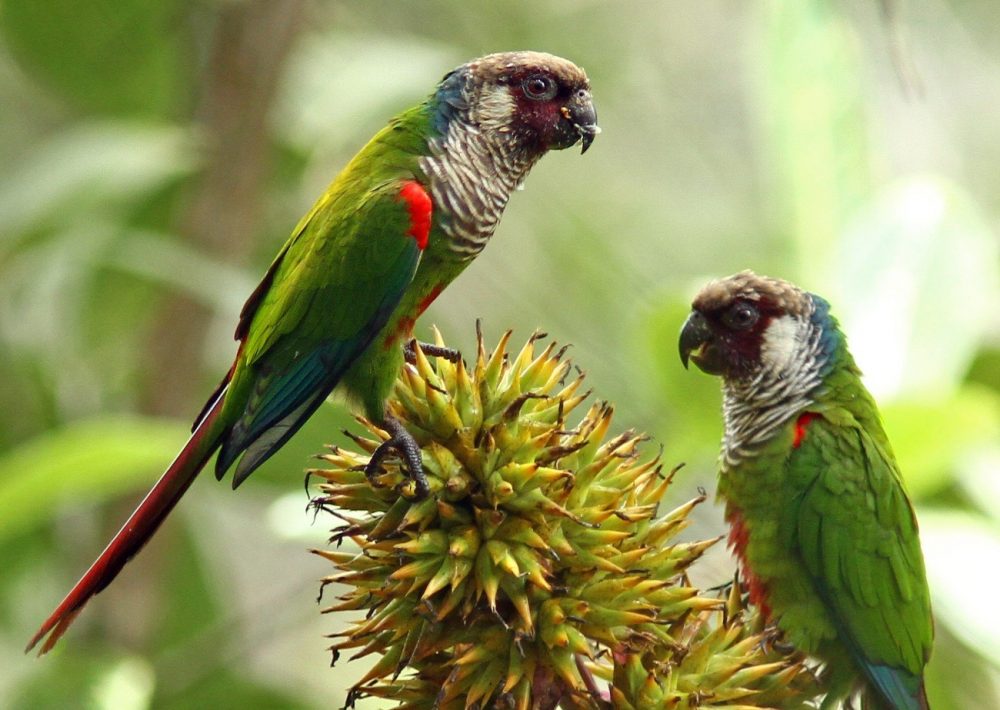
[419,117,540,261]
[719,297,829,471]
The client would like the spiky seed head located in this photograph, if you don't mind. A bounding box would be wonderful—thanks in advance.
[311,327,821,708]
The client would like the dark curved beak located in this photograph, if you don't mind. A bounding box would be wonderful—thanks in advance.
[563,89,599,153]
[679,311,720,374]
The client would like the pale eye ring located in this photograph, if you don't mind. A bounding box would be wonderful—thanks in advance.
[522,74,557,101]
[723,302,759,331]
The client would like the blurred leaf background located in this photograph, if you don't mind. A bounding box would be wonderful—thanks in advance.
[0,1,998,708]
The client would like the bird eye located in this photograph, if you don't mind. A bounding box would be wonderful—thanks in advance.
[522,74,557,101]
[722,302,759,331]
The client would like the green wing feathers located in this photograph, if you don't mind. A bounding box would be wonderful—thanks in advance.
[216,176,427,482]
[793,415,932,705]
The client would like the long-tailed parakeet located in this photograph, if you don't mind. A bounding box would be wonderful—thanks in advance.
[28,51,598,655]
[680,271,933,710]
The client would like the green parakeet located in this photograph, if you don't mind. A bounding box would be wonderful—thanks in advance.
[28,51,598,655]
[679,271,933,710]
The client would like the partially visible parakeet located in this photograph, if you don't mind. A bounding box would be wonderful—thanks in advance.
[679,271,933,710]
[28,51,598,655]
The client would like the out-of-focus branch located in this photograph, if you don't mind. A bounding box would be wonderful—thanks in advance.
[142,0,307,416]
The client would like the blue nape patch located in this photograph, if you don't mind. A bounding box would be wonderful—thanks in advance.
[808,294,842,377]
[431,66,470,137]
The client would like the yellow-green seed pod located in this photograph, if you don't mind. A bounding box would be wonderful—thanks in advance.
[312,329,821,708]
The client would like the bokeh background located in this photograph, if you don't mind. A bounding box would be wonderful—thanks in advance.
[1,1,998,708]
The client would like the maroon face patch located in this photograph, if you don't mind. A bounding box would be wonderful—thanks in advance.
[699,296,786,379]
[498,65,590,151]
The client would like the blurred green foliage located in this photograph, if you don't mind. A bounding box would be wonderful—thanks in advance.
[0,1,998,708]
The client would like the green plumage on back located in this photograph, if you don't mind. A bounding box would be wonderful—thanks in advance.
[216,109,431,479]
[680,271,933,710]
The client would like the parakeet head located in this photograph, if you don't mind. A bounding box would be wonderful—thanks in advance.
[679,271,838,387]
[434,51,599,154]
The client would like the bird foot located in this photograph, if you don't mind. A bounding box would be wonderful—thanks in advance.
[404,339,461,364]
[364,416,430,499]
[575,653,611,707]
[705,578,735,594]
[758,624,796,655]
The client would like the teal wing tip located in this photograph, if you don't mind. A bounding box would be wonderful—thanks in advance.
[866,663,928,710]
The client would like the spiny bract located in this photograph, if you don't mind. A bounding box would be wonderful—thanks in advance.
[311,328,820,709]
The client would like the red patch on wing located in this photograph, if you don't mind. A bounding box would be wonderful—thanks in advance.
[381,284,444,352]
[726,507,772,620]
[384,316,416,350]
[417,284,444,317]
[792,412,820,449]
[398,180,432,250]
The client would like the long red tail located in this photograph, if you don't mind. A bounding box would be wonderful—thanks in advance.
[25,396,226,655]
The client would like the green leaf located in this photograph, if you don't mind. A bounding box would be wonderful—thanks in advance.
[0,0,187,116]
[153,669,314,710]
[104,229,256,315]
[833,177,1000,399]
[0,415,187,543]
[0,122,196,240]
[881,385,1000,498]
[274,32,459,153]
[920,510,1000,668]
[641,296,725,451]
[759,0,871,282]
[956,445,1000,526]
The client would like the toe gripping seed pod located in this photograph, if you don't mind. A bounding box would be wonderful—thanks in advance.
[310,328,821,709]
